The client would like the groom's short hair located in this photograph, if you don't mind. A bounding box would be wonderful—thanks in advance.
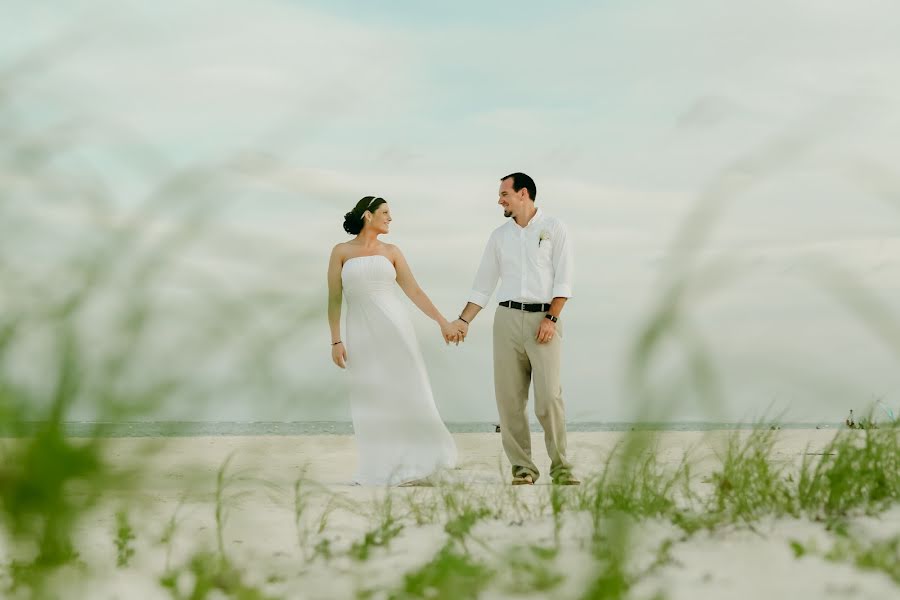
[500,172,537,202]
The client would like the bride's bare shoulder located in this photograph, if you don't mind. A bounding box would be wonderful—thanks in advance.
[383,243,405,262]
[331,241,354,261]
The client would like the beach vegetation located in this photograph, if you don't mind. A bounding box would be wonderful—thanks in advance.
[114,509,137,568]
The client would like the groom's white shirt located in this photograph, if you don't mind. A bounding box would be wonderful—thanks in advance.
[469,208,574,307]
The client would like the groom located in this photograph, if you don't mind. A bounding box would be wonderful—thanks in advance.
[451,173,578,486]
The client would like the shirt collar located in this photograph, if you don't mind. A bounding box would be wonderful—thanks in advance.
[524,207,543,229]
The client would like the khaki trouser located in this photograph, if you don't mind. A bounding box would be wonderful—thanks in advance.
[493,305,572,482]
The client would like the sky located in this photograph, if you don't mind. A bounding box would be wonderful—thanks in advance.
[5,0,900,422]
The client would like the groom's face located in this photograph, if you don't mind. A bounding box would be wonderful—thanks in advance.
[498,178,526,218]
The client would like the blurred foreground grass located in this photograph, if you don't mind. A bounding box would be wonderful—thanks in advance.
[0,45,328,595]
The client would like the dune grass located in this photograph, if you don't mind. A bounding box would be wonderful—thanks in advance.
[260,424,896,599]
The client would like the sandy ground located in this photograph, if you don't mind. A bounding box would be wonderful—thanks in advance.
[1,431,898,599]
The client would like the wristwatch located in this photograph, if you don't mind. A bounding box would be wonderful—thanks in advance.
[544,314,558,323]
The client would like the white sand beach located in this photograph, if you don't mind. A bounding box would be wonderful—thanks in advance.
[2,430,898,599]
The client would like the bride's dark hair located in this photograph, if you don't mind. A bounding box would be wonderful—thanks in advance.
[343,196,386,235]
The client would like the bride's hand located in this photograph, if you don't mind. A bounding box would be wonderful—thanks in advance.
[332,342,347,368]
[440,320,463,346]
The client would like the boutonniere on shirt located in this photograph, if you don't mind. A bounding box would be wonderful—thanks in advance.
[538,230,550,247]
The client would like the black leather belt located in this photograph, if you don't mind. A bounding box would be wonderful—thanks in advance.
[499,300,550,312]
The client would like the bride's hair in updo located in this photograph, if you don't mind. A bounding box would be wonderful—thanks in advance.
[343,196,386,235]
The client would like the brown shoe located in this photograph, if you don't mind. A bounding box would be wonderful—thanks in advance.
[511,473,535,486]
[552,474,581,486]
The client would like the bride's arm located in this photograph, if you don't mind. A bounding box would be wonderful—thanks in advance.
[327,245,347,368]
[391,245,450,328]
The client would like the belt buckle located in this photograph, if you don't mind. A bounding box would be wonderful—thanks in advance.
[520,302,525,312]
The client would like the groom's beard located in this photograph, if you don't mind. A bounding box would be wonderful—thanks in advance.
[504,210,512,218]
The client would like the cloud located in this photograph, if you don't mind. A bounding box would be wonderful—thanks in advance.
[7,0,900,421]
[9,0,423,161]
[676,96,755,130]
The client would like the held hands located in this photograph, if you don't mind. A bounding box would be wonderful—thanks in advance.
[331,342,347,368]
[441,318,468,345]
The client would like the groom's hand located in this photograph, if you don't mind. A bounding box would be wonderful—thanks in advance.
[536,319,556,344]
[441,321,463,345]
[451,319,469,343]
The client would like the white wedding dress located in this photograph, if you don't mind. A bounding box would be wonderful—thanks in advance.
[342,255,458,485]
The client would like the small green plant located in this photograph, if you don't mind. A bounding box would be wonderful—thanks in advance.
[294,485,348,557]
[789,539,811,558]
[160,550,276,600]
[584,537,674,600]
[0,370,108,569]
[825,533,900,584]
[549,484,567,549]
[502,544,564,593]
[159,497,187,572]
[213,453,254,563]
[443,505,492,551]
[316,496,338,535]
[577,439,694,545]
[312,538,333,562]
[292,474,313,560]
[796,426,899,517]
[348,493,404,561]
[401,488,441,526]
[580,555,631,600]
[389,542,494,600]
[710,428,793,522]
[114,510,136,568]
[647,538,676,574]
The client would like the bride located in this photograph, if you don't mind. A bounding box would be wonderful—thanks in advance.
[327,196,460,486]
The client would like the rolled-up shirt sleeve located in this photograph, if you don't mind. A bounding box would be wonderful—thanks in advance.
[468,230,501,307]
[551,221,574,299]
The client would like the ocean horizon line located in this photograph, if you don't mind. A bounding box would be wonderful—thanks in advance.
[0,420,845,437]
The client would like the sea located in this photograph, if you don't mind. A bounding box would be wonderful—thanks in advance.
[1,421,844,437]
